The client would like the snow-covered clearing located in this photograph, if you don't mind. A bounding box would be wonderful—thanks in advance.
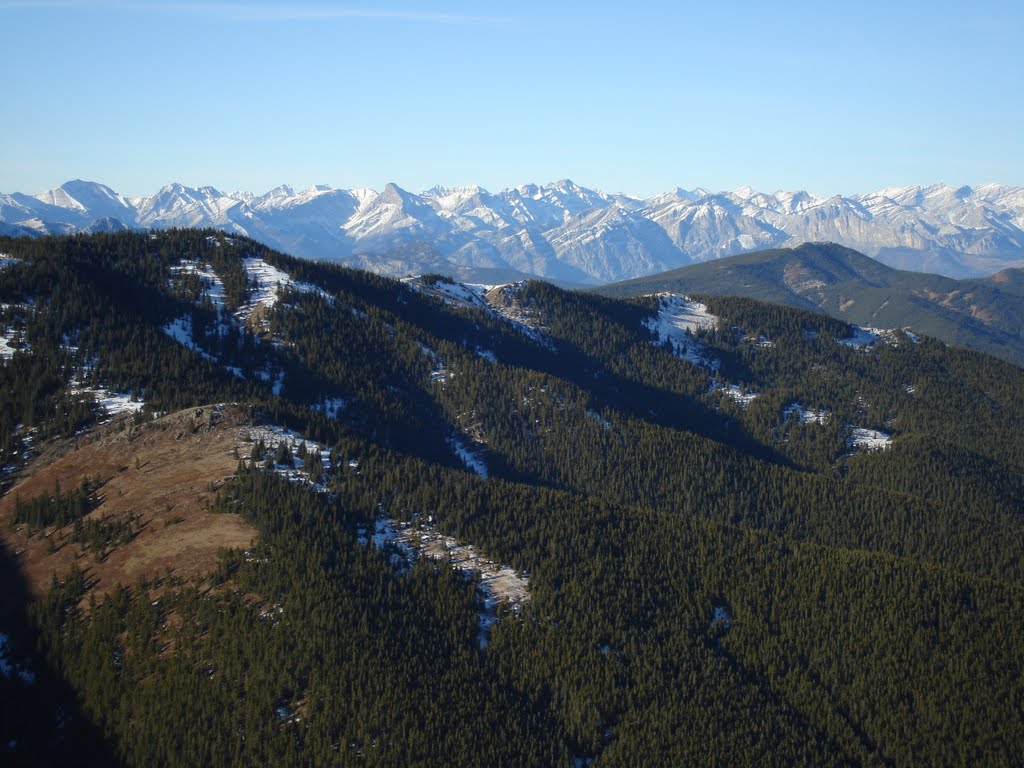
[418,344,453,384]
[403,277,554,351]
[847,426,892,451]
[0,256,20,270]
[0,328,28,360]
[448,435,487,478]
[169,259,227,311]
[783,402,831,424]
[162,315,218,362]
[255,367,285,396]
[89,390,144,417]
[643,293,719,369]
[162,315,252,381]
[402,276,490,310]
[838,325,920,349]
[68,383,145,421]
[236,257,330,324]
[313,397,348,418]
[711,381,759,408]
[364,517,416,571]
[365,515,529,647]
[484,282,557,351]
[237,424,332,491]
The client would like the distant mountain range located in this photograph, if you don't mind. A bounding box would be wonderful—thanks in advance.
[2,179,1023,282]
[599,242,1024,367]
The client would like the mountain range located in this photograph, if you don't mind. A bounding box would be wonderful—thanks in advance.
[599,242,1024,367]
[2,179,1023,283]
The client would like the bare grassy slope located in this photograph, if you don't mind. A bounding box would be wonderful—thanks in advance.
[1,405,256,599]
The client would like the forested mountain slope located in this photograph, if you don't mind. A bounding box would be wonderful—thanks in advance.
[598,242,1024,367]
[1,231,1022,766]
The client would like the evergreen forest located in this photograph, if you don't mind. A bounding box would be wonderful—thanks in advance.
[0,230,1022,766]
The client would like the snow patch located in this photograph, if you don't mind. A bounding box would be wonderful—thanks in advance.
[68,384,144,420]
[484,283,556,351]
[238,424,332,490]
[783,402,830,424]
[163,315,218,362]
[643,293,719,369]
[838,325,920,349]
[420,345,453,384]
[404,277,555,352]
[236,257,329,324]
[313,397,348,418]
[847,426,892,451]
[448,435,487,478]
[255,367,285,396]
[368,516,416,571]
[169,259,227,312]
[713,381,759,408]
[0,328,28,360]
[402,276,490,310]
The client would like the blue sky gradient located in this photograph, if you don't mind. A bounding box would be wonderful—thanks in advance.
[2,0,1021,197]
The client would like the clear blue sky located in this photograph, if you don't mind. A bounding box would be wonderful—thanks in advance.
[2,0,1021,197]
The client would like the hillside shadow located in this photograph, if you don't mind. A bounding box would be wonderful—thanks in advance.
[0,541,117,767]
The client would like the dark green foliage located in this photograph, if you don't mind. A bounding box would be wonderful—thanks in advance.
[13,477,101,531]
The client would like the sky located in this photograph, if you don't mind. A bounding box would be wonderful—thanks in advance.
[1,0,1022,198]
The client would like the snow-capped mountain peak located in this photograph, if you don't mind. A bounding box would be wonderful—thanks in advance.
[3,179,1023,282]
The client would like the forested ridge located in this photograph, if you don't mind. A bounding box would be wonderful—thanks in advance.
[0,230,1022,766]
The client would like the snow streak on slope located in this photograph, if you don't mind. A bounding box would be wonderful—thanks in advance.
[162,315,218,363]
[169,259,227,312]
[643,293,719,368]
[366,515,528,647]
[163,257,329,394]
[448,435,487,478]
